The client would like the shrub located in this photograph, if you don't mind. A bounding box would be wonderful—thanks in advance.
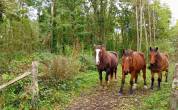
[79,55,96,71]
[45,55,81,81]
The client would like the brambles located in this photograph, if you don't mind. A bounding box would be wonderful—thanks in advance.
[49,55,81,80]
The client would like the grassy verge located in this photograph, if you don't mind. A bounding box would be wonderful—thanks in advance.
[0,51,175,110]
[141,64,175,110]
[37,70,98,110]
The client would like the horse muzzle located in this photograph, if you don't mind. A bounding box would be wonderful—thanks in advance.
[124,71,129,75]
[149,63,156,70]
[150,63,156,67]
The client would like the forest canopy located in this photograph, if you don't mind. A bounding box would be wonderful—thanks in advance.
[0,0,177,65]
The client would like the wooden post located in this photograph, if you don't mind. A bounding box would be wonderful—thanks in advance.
[31,61,39,110]
[171,63,178,110]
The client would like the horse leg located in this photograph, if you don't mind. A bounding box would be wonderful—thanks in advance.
[150,72,154,90]
[119,74,125,95]
[105,69,110,86]
[98,70,103,86]
[129,73,134,94]
[135,74,138,83]
[110,69,114,82]
[165,70,168,82]
[142,68,147,89]
[133,74,138,90]
[114,68,117,81]
[158,72,162,90]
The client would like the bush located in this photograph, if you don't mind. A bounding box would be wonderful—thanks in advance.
[45,55,81,81]
[79,55,96,71]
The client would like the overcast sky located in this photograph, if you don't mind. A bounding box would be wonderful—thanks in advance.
[28,0,178,26]
[160,0,178,26]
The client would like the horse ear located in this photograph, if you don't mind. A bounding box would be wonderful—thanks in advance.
[156,47,158,51]
[101,44,106,48]
[150,47,152,51]
[93,44,96,49]
[93,44,96,47]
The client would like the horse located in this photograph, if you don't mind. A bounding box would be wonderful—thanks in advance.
[119,49,147,95]
[149,47,169,90]
[94,45,118,86]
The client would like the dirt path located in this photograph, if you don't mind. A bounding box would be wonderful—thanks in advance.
[66,81,149,110]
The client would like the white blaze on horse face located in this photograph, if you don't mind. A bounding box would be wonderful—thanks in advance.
[96,49,101,65]
[126,57,129,60]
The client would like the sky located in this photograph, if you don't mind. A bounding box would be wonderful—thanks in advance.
[28,0,178,26]
[160,0,178,26]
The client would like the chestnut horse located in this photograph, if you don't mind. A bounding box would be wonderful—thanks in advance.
[149,47,169,90]
[119,49,147,95]
[94,45,118,86]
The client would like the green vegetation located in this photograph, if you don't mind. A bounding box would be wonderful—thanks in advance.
[141,64,174,110]
[0,52,98,110]
[0,52,176,109]
[0,0,178,109]
[37,71,98,110]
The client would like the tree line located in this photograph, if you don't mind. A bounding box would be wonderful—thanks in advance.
[0,0,177,62]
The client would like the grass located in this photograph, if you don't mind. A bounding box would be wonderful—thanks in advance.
[1,64,175,110]
[0,51,175,110]
[116,63,174,110]
[37,70,99,110]
[58,63,175,110]
[141,63,175,110]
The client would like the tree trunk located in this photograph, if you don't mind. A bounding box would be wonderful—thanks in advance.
[143,5,148,60]
[136,0,139,51]
[153,0,156,45]
[139,0,143,51]
[51,0,57,53]
[148,0,152,46]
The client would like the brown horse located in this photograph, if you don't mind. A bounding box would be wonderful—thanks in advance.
[119,49,147,95]
[94,45,118,86]
[149,47,169,90]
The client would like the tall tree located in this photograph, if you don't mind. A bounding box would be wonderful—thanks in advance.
[51,0,57,53]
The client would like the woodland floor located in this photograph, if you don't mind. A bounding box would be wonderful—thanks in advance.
[66,80,152,110]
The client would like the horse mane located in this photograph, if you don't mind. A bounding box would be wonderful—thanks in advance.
[153,52,163,68]
[138,52,145,59]
[109,51,118,58]
[156,52,162,61]
[123,49,133,56]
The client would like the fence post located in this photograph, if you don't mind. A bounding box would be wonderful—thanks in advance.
[171,63,178,110]
[31,61,39,110]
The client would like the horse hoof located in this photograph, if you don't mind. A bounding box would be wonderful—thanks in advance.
[129,92,133,95]
[108,81,110,84]
[129,90,133,95]
[157,87,161,90]
[118,92,123,96]
[150,86,153,90]
[133,84,137,90]
[144,85,148,90]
